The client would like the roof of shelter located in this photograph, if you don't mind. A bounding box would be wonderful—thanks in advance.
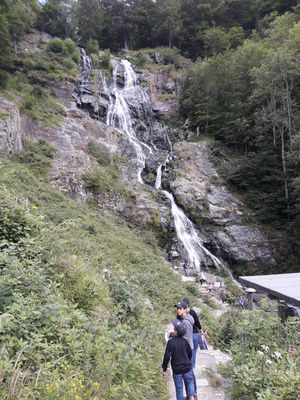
[239,272,300,307]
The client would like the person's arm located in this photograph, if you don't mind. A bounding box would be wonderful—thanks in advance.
[187,340,192,360]
[191,309,202,330]
[162,341,171,372]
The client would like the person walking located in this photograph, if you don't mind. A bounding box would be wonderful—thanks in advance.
[174,301,194,350]
[220,289,226,303]
[175,301,198,399]
[238,295,244,309]
[182,261,188,276]
[199,271,206,285]
[182,298,202,369]
[162,322,197,400]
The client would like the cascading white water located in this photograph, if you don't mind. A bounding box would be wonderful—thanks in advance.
[77,52,225,273]
[163,191,222,271]
[79,48,92,86]
[155,161,222,271]
[106,60,153,183]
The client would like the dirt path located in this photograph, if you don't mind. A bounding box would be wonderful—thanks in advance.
[166,276,231,400]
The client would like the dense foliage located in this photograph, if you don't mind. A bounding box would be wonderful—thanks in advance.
[208,308,300,399]
[181,9,300,259]
[0,152,191,399]
[0,0,297,64]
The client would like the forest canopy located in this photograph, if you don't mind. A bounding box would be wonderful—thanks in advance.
[180,9,300,259]
[1,1,298,61]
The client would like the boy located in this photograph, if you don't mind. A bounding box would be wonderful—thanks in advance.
[162,321,197,400]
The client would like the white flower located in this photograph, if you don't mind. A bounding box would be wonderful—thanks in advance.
[273,351,282,360]
[257,350,264,357]
[261,345,269,352]
[266,358,272,365]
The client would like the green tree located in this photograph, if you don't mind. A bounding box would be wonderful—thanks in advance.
[37,0,78,38]
[152,0,181,48]
[7,0,38,47]
[77,0,105,46]
[202,26,230,56]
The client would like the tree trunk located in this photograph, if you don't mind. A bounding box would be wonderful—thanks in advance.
[280,128,289,210]
[124,32,129,50]
[281,54,293,145]
[168,29,172,48]
[205,105,209,135]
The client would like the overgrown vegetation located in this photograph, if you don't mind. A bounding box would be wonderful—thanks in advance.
[181,10,300,259]
[129,47,189,71]
[0,154,188,399]
[82,142,123,196]
[0,35,79,127]
[208,309,300,399]
[16,139,56,178]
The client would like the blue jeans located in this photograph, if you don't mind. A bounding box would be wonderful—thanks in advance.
[173,369,196,400]
[191,333,200,368]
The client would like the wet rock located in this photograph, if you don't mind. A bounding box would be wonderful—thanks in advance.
[0,97,23,154]
[140,67,181,121]
[171,141,275,271]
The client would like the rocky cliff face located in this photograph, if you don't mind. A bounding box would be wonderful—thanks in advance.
[0,97,23,154]
[170,141,275,274]
[0,37,276,275]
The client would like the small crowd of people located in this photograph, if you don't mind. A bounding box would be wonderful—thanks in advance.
[162,298,208,400]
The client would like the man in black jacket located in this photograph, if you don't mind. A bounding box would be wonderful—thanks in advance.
[162,322,197,400]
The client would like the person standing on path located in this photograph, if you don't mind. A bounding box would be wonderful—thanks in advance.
[182,298,202,369]
[182,261,188,276]
[162,322,197,400]
[175,301,194,350]
[237,295,244,309]
[175,301,198,399]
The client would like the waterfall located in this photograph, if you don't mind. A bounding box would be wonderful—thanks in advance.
[77,52,225,273]
[162,191,222,271]
[106,60,154,183]
[155,159,222,271]
[79,48,92,86]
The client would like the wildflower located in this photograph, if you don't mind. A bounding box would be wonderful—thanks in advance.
[257,350,264,357]
[273,351,282,360]
[261,345,269,352]
[265,358,272,365]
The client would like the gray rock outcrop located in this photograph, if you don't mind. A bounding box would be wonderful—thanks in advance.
[0,97,23,154]
[170,141,275,273]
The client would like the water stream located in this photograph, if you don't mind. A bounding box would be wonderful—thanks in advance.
[77,52,224,272]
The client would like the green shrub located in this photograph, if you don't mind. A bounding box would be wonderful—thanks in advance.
[20,85,64,127]
[63,56,77,71]
[17,139,56,177]
[0,156,189,400]
[0,108,9,119]
[47,38,64,53]
[87,141,111,165]
[131,50,151,68]
[214,309,300,400]
[153,47,186,69]
[99,49,111,69]
[62,38,80,63]
[0,69,10,89]
[86,39,99,55]
[82,168,120,194]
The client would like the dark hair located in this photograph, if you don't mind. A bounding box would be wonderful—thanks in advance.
[174,322,186,337]
[182,298,190,306]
